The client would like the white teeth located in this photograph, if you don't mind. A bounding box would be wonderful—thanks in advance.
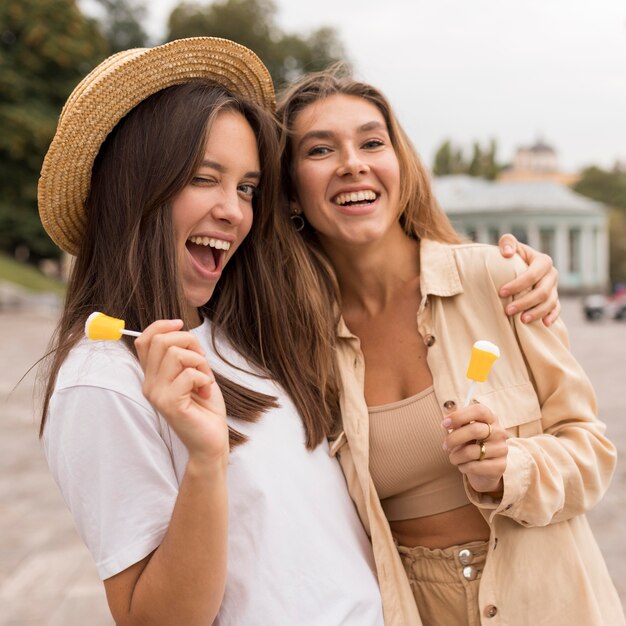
[334,190,377,205]
[189,236,231,251]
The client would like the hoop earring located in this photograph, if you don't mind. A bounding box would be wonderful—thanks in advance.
[290,213,305,232]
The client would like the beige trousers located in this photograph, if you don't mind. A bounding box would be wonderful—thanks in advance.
[397,540,488,626]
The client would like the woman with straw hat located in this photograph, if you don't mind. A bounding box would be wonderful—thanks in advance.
[276,66,623,626]
[38,38,559,625]
[38,38,389,625]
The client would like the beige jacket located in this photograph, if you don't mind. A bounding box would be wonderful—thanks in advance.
[331,240,624,626]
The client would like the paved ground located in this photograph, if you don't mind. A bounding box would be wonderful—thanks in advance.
[1,299,625,625]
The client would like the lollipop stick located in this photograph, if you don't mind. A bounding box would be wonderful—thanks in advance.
[121,329,141,337]
[463,381,477,407]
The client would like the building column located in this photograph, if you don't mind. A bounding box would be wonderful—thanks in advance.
[477,224,489,244]
[555,223,569,287]
[499,221,511,240]
[581,224,595,288]
[527,222,540,252]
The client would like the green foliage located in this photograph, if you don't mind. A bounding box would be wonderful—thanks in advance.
[94,0,149,52]
[0,0,108,261]
[433,138,500,180]
[573,166,626,286]
[433,140,466,176]
[166,0,346,88]
[467,142,482,177]
[481,139,499,180]
[573,166,626,212]
[608,210,626,287]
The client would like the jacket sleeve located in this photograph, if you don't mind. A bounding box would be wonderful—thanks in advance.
[466,253,617,528]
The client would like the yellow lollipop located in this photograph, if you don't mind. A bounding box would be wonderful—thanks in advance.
[85,312,141,341]
[464,340,500,406]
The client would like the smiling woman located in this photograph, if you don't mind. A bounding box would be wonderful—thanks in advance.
[36,39,385,626]
[291,95,402,248]
[276,65,624,626]
[173,110,258,321]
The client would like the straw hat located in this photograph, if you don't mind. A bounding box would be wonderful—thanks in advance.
[38,37,275,255]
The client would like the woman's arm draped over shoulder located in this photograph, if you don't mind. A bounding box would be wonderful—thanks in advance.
[498,233,560,326]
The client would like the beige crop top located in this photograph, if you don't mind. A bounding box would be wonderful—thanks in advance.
[368,386,470,521]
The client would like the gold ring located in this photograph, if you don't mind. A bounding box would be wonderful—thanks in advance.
[478,441,486,462]
[483,422,492,442]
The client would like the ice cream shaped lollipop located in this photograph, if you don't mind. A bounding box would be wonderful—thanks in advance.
[85,312,141,341]
[463,340,500,406]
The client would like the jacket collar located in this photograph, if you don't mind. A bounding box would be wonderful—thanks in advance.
[336,238,464,339]
[337,315,355,340]
[419,238,464,298]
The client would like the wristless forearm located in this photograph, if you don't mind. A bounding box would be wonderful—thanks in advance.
[124,458,229,626]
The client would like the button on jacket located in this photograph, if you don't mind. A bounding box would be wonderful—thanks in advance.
[331,240,624,626]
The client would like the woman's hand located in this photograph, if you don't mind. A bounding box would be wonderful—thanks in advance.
[498,233,560,326]
[135,319,229,464]
[442,403,508,495]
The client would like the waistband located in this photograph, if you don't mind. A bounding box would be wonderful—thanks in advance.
[397,540,489,584]
[397,539,488,561]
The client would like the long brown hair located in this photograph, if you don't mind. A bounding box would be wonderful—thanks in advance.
[40,81,339,449]
[276,63,462,245]
[273,66,462,356]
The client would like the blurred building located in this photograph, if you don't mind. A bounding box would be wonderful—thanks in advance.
[434,175,609,292]
[498,139,579,186]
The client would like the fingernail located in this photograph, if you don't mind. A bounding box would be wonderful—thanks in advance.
[442,418,452,429]
[506,305,517,315]
[500,288,510,297]
[442,441,448,451]
[503,245,514,255]
[521,313,531,323]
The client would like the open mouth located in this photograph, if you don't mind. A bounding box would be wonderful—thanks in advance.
[333,190,378,207]
[186,235,231,273]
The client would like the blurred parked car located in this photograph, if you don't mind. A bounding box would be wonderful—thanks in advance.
[583,292,626,321]
[583,294,607,321]
[612,293,626,320]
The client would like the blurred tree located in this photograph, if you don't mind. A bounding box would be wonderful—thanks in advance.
[608,210,626,287]
[93,0,148,52]
[166,0,346,88]
[0,0,107,262]
[467,142,482,177]
[482,138,499,180]
[573,166,626,286]
[433,138,500,179]
[573,166,626,212]
[432,140,467,176]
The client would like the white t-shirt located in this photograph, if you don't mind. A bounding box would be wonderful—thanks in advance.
[43,320,384,625]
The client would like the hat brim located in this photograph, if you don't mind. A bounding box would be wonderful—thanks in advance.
[38,37,275,255]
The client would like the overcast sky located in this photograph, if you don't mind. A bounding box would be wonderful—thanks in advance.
[111,0,626,172]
